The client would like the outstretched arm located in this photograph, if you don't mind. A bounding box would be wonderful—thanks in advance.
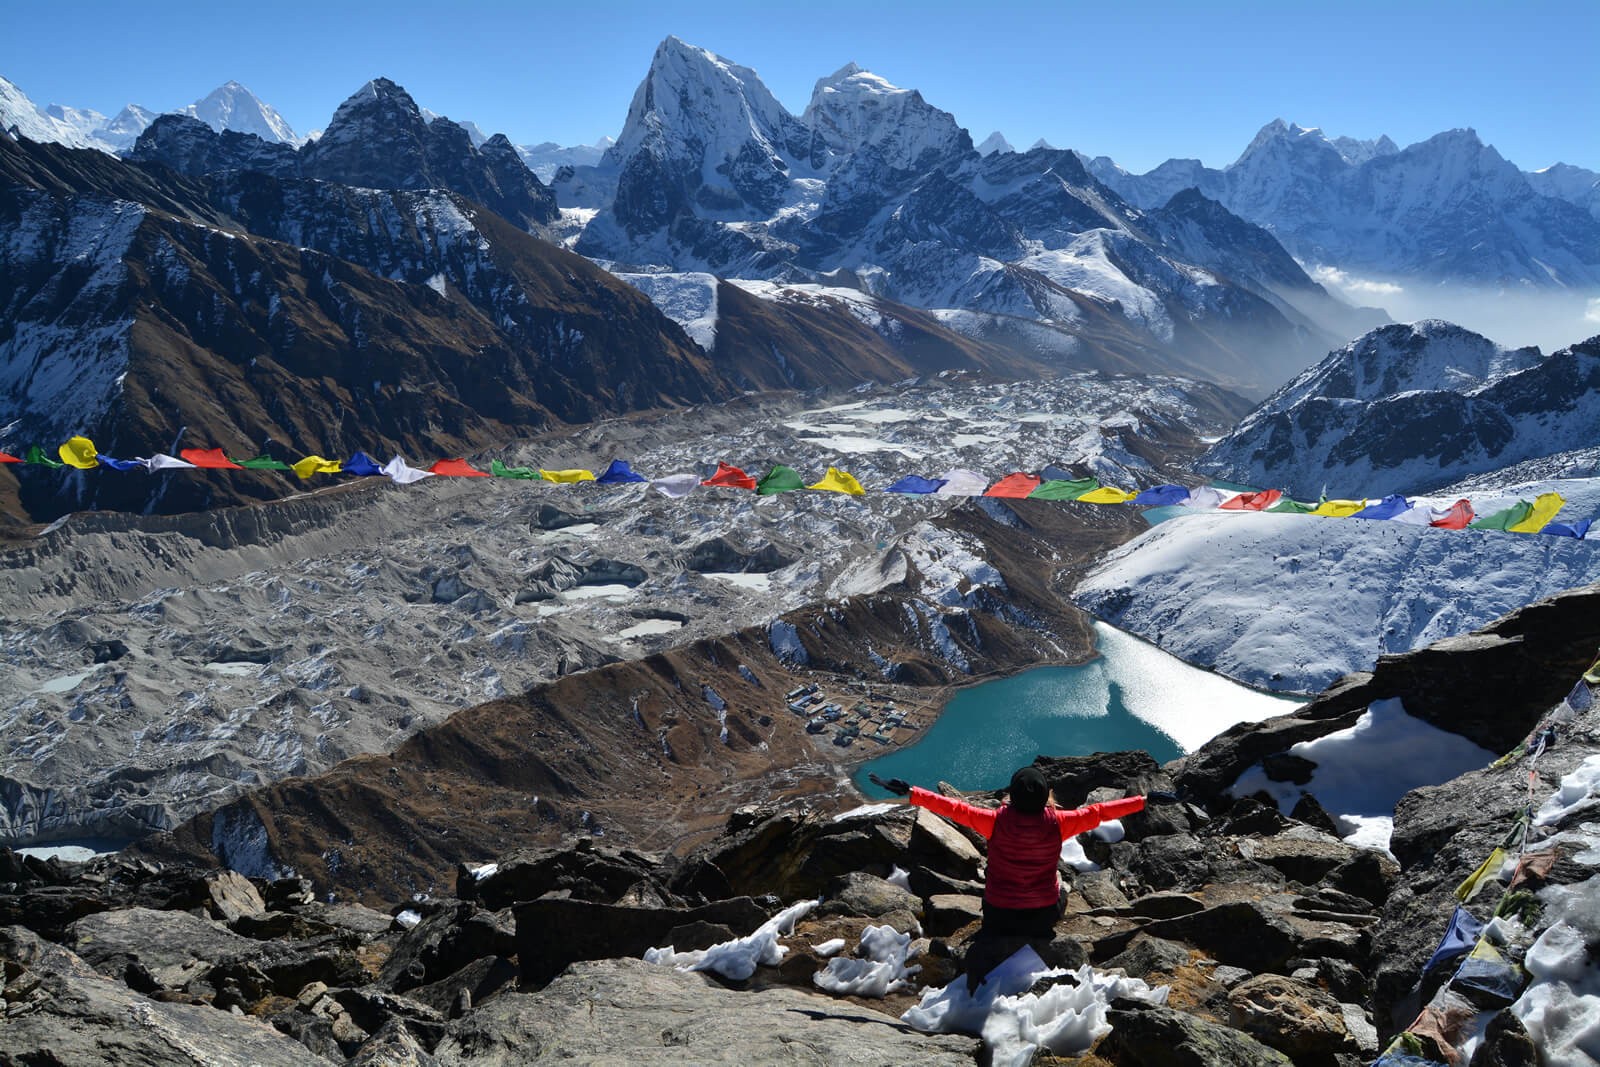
[908,786,997,839]
[1054,795,1146,840]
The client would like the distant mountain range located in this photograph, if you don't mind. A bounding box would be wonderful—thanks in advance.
[1200,320,1600,498]
[0,78,1079,524]
[544,39,1389,394]
[1080,120,1600,289]
[4,45,1599,523]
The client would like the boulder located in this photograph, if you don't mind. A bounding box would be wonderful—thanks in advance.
[1034,751,1164,806]
[335,986,450,1051]
[0,926,318,1065]
[1236,828,1361,885]
[378,902,515,995]
[908,807,984,879]
[1127,892,1206,920]
[512,895,772,986]
[1103,934,1194,979]
[1290,793,1341,835]
[924,894,984,937]
[205,870,266,922]
[350,1017,446,1066]
[408,956,520,1019]
[431,957,979,1064]
[1099,1001,1294,1066]
[294,900,400,939]
[818,872,921,919]
[459,841,669,910]
[1140,901,1301,974]
[66,906,263,989]
[1226,973,1354,1062]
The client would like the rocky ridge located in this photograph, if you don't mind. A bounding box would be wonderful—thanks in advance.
[1,128,1070,524]
[1200,321,1600,499]
[4,583,1598,1063]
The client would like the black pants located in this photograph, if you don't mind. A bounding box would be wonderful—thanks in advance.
[978,899,1063,938]
[964,891,1068,992]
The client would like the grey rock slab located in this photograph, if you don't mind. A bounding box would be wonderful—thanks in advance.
[1100,1003,1294,1066]
[0,925,317,1066]
[433,956,979,1065]
[205,870,266,922]
[924,893,984,937]
[65,905,263,989]
[819,871,921,919]
[1226,972,1354,1060]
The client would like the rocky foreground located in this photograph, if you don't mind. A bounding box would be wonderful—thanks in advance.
[4,584,1599,1064]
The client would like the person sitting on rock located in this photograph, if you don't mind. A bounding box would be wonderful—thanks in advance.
[870,766,1149,990]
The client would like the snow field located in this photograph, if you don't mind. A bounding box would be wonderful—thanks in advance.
[1229,698,1498,851]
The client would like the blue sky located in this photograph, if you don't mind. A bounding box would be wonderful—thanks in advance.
[6,0,1596,171]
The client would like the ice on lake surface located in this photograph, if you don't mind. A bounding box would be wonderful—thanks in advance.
[557,583,635,601]
[859,622,1301,795]
[610,619,684,640]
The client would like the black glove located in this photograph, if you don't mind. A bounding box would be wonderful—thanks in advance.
[869,773,911,796]
[1145,790,1181,806]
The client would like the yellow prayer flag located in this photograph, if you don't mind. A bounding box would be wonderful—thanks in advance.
[539,468,597,484]
[1455,846,1508,902]
[1076,486,1135,504]
[291,455,343,480]
[808,466,865,495]
[1508,492,1565,533]
[58,436,99,470]
[1311,499,1367,517]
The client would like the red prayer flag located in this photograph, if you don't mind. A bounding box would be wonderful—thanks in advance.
[1220,489,1283,511]
[429,458,489,477]
[1429,500,1475,529]
[178,447,244,470]
[701,461,758,491]
[984,473,1043,498]
[0,451,19,463]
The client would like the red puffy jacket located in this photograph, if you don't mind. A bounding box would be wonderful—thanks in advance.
[910,787,1146,909]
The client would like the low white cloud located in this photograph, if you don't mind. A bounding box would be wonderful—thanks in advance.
[1309,264,1405,297]
[1306,262,1600,351]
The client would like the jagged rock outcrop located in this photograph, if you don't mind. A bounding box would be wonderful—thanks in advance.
[562,39,1349,395]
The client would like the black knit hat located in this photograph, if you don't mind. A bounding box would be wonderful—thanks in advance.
[1008,766,1049,814]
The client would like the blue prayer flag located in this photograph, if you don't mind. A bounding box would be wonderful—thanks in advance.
[1353,494,1411,520]
[342,451,384,476]
[885,475,947,494]
[596,460,648,484]
[1131,484,1190,506]
[1542,518,1592,539]
[96,456,147,472]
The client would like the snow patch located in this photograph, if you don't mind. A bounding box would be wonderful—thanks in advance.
[1229,698,1498,851]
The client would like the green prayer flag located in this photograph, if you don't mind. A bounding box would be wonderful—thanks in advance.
[1027,477,1100,500]
[1266,498,1316,513]
[25,445,65,469]
[756,464,806,495]
[490,459,540,479]
[231,454,292,471]
[1470,501,1533,531]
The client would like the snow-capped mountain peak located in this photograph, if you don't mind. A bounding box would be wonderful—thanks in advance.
[611,35,798,166]
[1233,119,1345,169]
[976,131,1014,157]
[1331,132,1398,165]
[182,80,302,146]
[801,60,969,171]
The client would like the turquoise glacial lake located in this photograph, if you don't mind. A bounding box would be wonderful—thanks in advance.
[858,621,1304,797]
